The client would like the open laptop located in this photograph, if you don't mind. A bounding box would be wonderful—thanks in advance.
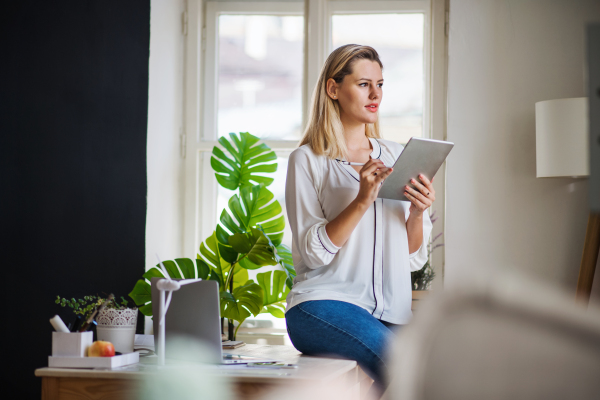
[150,277,279,365]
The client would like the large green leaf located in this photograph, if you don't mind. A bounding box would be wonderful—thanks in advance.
[194,258,212,280]
[129,280,152,315]
[217,184,285,246]
[139,303,153,317]
[229,228,278,267]
[174,258,196,279]
[235,230,296,288]
[275,244,296,290]
[152,260,182,279]
[230,263,249,289]
[211,132,277,190]
[143,267,165,281]
[251,226,296,290]
[143,259,211,281]
[198,231,249,290]
[220,280,264,322]
[256,270,290,318]
[198,231,230,287]
[238,257,263,270]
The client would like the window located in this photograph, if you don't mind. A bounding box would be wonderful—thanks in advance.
[212,14,304,140]
[183,0,448,337]
[187,1,303,253]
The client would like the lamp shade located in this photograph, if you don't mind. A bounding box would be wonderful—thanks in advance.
[535,97,589,178]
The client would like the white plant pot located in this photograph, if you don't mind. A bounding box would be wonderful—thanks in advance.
[96,308,138,354]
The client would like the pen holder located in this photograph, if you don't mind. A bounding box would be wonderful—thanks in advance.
[52,331,93,357]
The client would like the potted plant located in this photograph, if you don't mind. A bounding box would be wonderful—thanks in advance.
[56,295,138,353]
[410,211,444,308]
[129,132,296,341]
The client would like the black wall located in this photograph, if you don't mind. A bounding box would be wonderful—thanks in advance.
[1,1,150,397]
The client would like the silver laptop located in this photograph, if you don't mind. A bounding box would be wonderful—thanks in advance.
[150,277,278,364]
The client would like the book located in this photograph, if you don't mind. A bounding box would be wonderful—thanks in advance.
[222,340,245,349]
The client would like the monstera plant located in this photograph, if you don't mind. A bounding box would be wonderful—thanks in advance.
[129,132,295,340]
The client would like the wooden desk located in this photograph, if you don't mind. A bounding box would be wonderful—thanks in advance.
[35,344,372,400]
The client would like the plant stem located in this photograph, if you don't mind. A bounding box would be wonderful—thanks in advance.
[223,252,249,290]
[229,262,234,293]
[223,262,236,289]
[224,255,243,341]
[228,318,235,341]
[233,318,244,340]
[228,261,234,341]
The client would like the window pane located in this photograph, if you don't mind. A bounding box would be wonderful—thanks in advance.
[218,15,304,140]
[332,14,424,143]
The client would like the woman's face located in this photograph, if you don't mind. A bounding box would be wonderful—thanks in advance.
[328,59,383,126]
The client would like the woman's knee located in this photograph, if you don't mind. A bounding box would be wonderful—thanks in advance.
[285,302,392,384]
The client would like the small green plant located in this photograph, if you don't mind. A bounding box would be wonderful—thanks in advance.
[411,211,443,290]
[129,132,295,341]
[55,295,131,320]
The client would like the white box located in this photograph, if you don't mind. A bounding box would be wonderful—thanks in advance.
[52,332,93,357]
[48,352,139,368]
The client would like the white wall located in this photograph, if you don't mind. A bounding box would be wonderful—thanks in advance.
[146,0,186,277]
[446,0,600,291]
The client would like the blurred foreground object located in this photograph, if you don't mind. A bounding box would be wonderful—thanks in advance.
[577,23,600,304]
[587,23,600,212]
[137,335,232,400]
[386,271,600,400]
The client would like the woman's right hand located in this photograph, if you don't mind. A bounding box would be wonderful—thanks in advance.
[326,159,393,247]
[355,159,393,206]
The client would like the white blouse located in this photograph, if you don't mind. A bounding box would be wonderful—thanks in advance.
[284,138,432,324]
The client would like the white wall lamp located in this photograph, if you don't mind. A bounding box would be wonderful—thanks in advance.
[536,97,589,178]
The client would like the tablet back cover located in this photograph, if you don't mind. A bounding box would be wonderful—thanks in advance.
[378,138,453,201]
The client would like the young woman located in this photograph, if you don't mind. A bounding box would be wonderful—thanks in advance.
[284,45,434,394]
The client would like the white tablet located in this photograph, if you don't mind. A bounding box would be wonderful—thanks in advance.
[377,137,454,201]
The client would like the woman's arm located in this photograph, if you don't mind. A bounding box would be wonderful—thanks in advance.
[406,211,424,254]
[404,174,436,253]
[325,159,392,247]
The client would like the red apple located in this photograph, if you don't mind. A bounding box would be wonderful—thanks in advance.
[88,341,115,357]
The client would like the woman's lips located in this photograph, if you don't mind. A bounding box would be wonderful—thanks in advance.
[365,104,379,112]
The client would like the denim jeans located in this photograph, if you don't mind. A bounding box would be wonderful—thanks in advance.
[285,300,399,393]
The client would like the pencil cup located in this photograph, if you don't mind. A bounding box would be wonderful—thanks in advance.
[52,331,93,357]
[96,308,138,353]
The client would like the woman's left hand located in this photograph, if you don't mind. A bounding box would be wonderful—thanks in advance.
[404,174,435,214]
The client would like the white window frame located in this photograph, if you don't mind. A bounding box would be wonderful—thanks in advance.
[183,0,448,286]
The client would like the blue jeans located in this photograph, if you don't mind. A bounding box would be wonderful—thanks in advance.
[285,300,399,393]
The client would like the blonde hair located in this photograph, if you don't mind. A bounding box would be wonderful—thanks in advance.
[300,44,383,160]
